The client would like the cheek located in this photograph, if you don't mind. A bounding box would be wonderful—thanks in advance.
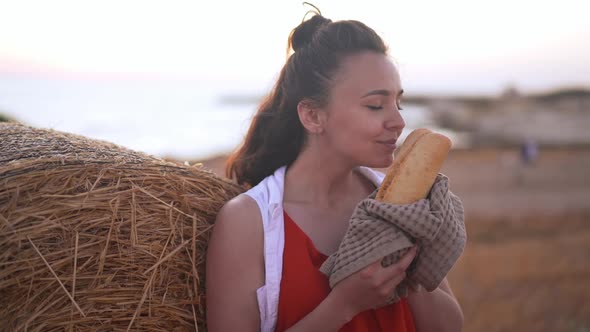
[329,116,367,142]
[324,105,385,146]
[330,116,383,152]
[349,116,384,139]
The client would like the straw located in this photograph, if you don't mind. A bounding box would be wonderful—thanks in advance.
[0,122,244,331]
[27,236,86,317]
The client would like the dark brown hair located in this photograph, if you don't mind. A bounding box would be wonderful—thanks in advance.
[226,14,388,187]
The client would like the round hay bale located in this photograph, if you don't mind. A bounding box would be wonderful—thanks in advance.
[0,122,244,331]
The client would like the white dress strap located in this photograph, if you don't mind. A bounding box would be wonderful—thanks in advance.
[243,166,287,332]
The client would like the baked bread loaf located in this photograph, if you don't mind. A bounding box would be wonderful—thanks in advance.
[376,128,452,204]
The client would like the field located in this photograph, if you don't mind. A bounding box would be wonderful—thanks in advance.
[197,147,590,331]
[443,148,590,332]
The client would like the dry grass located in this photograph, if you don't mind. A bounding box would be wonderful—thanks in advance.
[0,123,244,331]
[449,213,590,332]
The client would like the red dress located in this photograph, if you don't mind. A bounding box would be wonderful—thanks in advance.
[275,212,416,332]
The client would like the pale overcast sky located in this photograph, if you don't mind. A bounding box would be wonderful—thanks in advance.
[1,0,589,95]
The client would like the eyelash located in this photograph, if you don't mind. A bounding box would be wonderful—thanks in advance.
[366,103,404,111]
[366,105,383,111]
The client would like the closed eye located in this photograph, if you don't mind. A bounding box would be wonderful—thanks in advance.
[366,105,383,111]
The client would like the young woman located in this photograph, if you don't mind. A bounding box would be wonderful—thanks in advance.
[206,13,464,332]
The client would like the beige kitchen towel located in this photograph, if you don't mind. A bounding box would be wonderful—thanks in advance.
[319,174,466,303]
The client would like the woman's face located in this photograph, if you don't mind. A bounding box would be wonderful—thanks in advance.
[320,51,405,168]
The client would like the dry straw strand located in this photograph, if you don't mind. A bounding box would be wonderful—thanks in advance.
[144,240,190,276]
[69,231,79,332]
[27,236,86,317]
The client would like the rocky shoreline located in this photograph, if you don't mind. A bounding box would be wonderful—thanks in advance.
[411,87,590,148]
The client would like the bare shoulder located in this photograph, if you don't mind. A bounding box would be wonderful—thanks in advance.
[209,193,264,259]
[216,193,262,227]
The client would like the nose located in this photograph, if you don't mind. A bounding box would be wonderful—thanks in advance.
[384,108,405,132]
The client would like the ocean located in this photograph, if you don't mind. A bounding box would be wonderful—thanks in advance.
[0,74,450,160]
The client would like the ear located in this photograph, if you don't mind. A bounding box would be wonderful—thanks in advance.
[297,99,326,134]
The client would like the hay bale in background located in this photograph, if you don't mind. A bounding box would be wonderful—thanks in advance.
[0,123,244,331]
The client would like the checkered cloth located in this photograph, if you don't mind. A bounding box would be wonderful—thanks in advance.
[319,174,466,303]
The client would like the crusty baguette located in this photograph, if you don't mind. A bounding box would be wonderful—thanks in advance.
[375,128,431,201]
[376,129,452,204]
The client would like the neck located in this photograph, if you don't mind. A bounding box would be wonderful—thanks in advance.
[284,142,360,208]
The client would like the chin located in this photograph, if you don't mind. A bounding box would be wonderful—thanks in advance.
[363,154,394,169]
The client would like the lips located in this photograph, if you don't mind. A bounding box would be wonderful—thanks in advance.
[377,139,397,150]
[379,139,398,145]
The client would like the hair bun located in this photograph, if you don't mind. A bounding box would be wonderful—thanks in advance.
[289,14,332,52]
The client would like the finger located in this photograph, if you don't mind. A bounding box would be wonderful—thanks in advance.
[383,246,417,276]
[379,271,407,304]
[399,246,418,270]
[359,259,385,278]
[385,269,406,286]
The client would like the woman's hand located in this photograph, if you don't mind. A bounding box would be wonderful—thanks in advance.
[328,246,418,319]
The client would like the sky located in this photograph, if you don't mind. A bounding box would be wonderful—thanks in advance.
[0,0,589,95]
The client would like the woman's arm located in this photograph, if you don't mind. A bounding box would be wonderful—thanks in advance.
[206,195,265,331]
[407,277,464,332]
